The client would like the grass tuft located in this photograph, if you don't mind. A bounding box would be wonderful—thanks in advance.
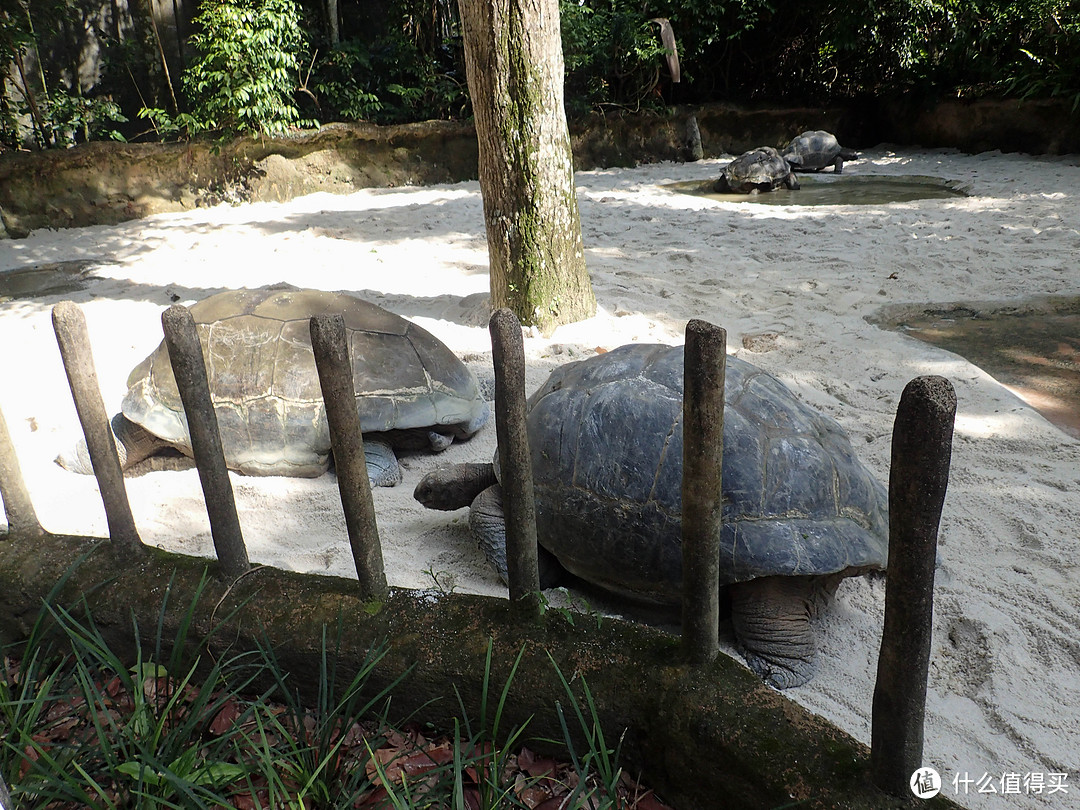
[0,568,672,809]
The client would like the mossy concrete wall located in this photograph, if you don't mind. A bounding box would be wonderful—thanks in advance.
[2,98,1076,238]
[0,530,959,809]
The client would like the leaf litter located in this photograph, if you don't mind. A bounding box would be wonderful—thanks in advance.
[3,654,674,809]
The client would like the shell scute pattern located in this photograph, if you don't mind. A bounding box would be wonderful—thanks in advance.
[120,287,488,477]
[782,130,859,172]
[525,343,887,603]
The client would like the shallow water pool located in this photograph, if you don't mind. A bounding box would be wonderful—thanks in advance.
[0,261,100,301]
[874,299,1080,438]
[668,174,969,206]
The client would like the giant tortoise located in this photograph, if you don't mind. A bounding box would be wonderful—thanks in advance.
[415,343,888,688]
[782,130,859,173]
[60,287,490,484]
[715,146,800,194]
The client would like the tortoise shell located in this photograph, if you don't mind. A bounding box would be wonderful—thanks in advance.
[525,343,888,604]
[122,287,489,476]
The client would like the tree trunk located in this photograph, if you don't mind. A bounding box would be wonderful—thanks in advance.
[326,0,339,45]
[457,0,596,335]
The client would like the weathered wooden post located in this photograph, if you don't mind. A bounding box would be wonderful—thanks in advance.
[685,115,704,162]
[0,402,44,538]
[161,305,249,578]
[681,319,726,664]
[871,375,956,796]
[488,307,541,618]
[51,301,141,551]
[309,313,388,600]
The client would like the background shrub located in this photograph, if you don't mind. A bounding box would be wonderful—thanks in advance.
[180,0,309,135]
[2,0,1077,148]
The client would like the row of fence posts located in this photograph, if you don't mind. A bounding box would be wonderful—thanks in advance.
[0,302,955,800]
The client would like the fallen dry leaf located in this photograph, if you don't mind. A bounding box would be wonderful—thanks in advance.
[210,697,241,735]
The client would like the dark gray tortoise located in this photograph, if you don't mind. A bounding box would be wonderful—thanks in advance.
[415,344,888,688]
[715,146,800,193]
[60,287,490,484]
[782,130,860,173]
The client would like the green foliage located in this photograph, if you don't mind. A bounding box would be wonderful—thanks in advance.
[181,0,311,136]
[554,0,1080,107]
[41,94,128,145]
[137,106,210,141]
[641,0,776,98]
[309,40,384,121]
[560,0,670,115]
[0,0,130,149]
[0,572,257,808]
[538,587,605,628]
[1,586,657,809]
[307,30,468,124]
[4,0,1078,146]
[238,621,400,806]
[650,0,1080,105]
[0,5,31,148]
[998,1,1080,109]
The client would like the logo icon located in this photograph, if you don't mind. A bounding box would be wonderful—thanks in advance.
[911,767,942,798]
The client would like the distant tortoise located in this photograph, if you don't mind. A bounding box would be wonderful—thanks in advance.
[715,146,799,193]
[416,344,888,688]
[60,287,490,484]
[782,130,859,173]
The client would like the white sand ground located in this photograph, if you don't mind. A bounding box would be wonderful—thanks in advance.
[1,147,1078,808]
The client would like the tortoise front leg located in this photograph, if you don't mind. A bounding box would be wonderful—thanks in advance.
[728,575,816,689]
[468,484,564,588]
[57,414,170,474]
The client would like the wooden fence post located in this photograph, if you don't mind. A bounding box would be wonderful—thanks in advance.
[310,313,388,600]
[871,375,956,796]
[489,308,541,619]
[681,319,726,664]
[52,301,141,551]
[0,402,44,538]
[161,304,249,578]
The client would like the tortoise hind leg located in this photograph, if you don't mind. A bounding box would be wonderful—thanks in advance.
[111,415,173,468]
[729,575,816,689]
[426,431,454,452]
[363,438,403,487]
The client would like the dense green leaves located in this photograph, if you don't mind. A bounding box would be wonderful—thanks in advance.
[585,0,1080,105]
[182,0,310,136]
[560,0,671,115]
[1,0,1077,148]
[308,32,469,125]
[0,0,129,148]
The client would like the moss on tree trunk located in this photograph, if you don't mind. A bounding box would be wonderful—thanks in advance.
[457,0,596,336]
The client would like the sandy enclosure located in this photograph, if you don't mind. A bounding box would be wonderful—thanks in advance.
[1,147,1079,808]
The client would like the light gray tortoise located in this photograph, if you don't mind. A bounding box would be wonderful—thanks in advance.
[782,130,859,173]
[60,287,490,484]
[715,146,800,193]
[415,343,888,688]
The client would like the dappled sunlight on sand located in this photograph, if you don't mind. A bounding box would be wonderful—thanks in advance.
[2,147,1080,810]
